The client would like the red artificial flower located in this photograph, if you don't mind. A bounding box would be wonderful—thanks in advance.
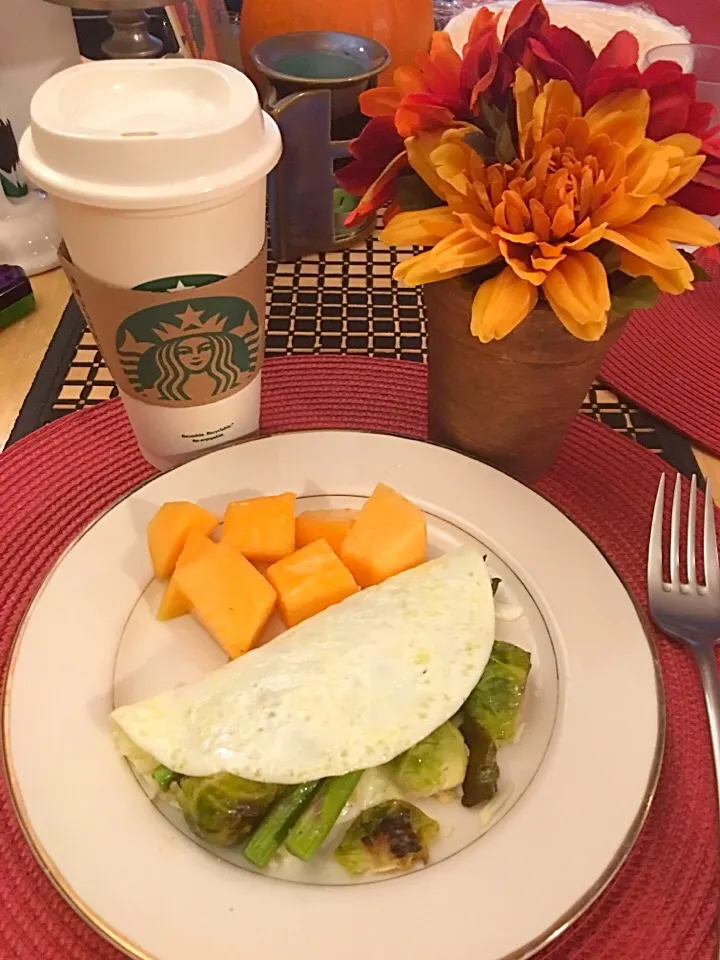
[501,0,549,63]
[527,25,595,91]
[675,136,720,216]
[335,116,408,227]
[336,116,404,197]
[580,31,642,103]
[459,8,502,108]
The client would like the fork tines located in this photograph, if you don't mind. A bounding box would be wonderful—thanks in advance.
[649,475,719,593]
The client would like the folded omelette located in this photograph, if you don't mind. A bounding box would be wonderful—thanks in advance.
[112,547,495,784]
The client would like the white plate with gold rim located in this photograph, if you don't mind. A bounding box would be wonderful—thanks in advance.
[3,431,663,960]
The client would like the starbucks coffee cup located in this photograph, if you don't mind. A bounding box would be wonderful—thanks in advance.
[20,59,281,470]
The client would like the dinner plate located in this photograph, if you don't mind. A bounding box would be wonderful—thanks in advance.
[2,431,663,960]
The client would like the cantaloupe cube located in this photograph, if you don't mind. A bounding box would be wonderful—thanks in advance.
[340,483,427,587]
[266,539,358,627]
[295,509,356,555]
[156,531,216,621]
[223,492,296,563]
[147,501,218,579]
[173,541,276,659]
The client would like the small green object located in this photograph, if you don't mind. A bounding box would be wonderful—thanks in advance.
[690,259,712,283]
[244,781,322,868]
[464,640,532,743]
[151,764,180,792]
[460,714,500,808]
[394,173,444,212]
[388,721,468,798]
[464,128,496,162]
[334,800,439,876]
[333,188,360,216]
[0,292,35,331]
[177,773,280,847]
[494,123,516,163]
[593,240,622,274]
[285,770,362,862]
[0,172,28,199]
[609,273,660,317]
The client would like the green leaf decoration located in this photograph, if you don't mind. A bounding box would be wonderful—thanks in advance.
[692,261,712,282]
[495,124,516,164]
[480,99,508,135]
[678,248,713,283]
[394,174,444,212]
[0,172,28,199]
[609,273,660,317]
[464,129,497,162]
[333,188,360,215]
[591,240,622,274]
[459,259,505,291]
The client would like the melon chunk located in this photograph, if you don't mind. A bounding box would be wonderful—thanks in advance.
[156,531,216,621]
[147,501,218,580]
[266,539,358,627]
[295,509,356,555]
[340,483,427,587]
[223,492,296,563]
[173,541,276,659]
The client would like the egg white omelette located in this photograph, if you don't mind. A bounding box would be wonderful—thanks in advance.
[112,547,495,784]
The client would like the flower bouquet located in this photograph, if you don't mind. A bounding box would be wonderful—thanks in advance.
[337,0,720,481]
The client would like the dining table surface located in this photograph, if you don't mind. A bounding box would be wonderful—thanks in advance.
[2,258,720,500]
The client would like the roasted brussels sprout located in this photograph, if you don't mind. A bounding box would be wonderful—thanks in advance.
[460,714,500,807]
[334,800,439,875]
[388,721,468,797]
[464,640,531,742]
[177,773,280,847]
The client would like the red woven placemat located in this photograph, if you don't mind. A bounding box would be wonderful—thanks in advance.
[600,249,720,456]
[0,355,717,960]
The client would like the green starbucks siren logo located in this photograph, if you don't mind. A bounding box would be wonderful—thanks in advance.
[116,274,260,403]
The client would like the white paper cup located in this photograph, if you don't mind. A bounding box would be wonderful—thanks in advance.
[20,59,282,470]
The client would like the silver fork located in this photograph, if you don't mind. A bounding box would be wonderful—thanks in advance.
[648,474,720,952]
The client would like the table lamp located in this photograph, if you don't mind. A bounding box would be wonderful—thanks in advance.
[43,0,180,59]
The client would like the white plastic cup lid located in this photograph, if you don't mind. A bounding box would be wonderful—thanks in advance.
[20,59,282,210]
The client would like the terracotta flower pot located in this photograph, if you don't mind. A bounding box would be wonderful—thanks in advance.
[423,278,629,484]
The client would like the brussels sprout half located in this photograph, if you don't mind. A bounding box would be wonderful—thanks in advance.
[335,800,439,875]
[177,773,280,847]
[464,640,531,743]
[388,721,468,798]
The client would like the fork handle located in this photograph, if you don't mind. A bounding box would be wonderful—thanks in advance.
[695,644,720,815]
[694,643,720,958]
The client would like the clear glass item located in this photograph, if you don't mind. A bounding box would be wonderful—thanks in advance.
[432,0,477,30]
[644,43,720,114]
[644,44,720,234]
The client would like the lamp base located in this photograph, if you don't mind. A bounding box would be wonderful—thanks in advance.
[102,10,164,59]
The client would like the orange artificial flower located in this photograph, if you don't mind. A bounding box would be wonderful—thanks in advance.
[381,71,720,341]
[337,8,505,226]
